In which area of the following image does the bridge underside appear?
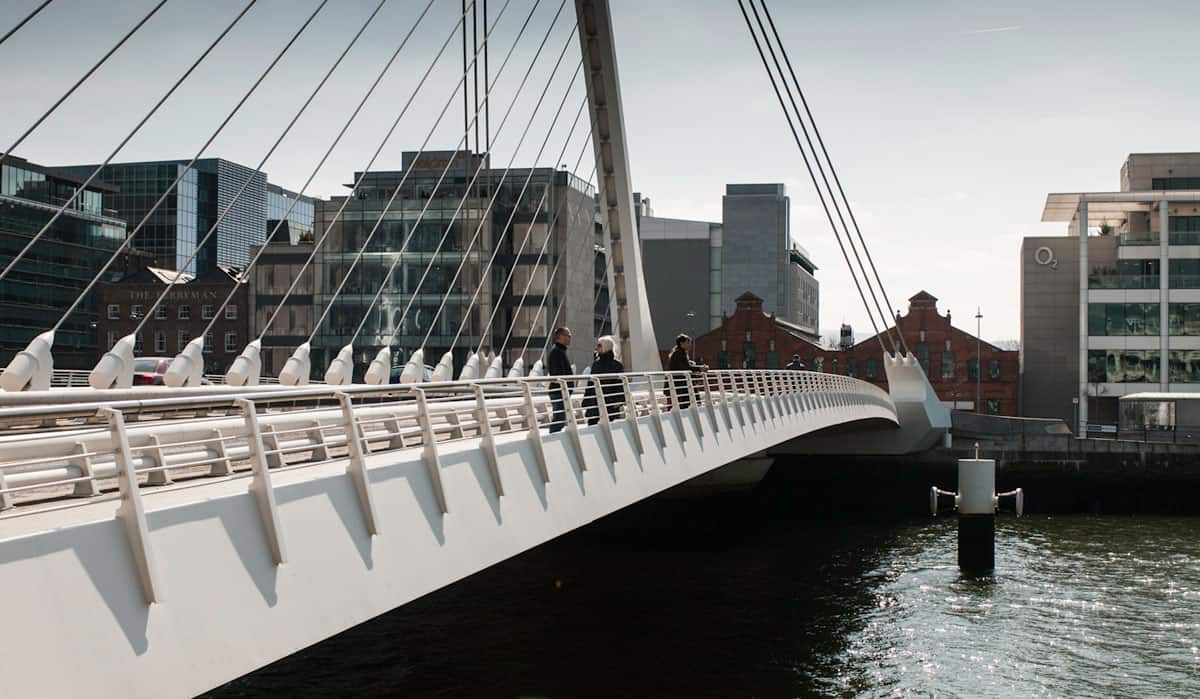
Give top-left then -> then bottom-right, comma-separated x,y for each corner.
0,385 -> 893,698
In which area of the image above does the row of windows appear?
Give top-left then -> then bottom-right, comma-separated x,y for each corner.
1152,177 -> 1200,190
1087,349 -> 1200,383
107,331 -> 240,354
1088,303 -> 1200,336
913,343 -> 1002,380
106,303 -> 237,321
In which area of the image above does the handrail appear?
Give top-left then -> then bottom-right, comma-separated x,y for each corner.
0,369 -> 895,512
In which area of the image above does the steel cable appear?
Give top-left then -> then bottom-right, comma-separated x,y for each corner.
0,0 -> 257,284
0,0 -> 168,173
0,0 -> 52,47
136,0 -> 389,342
735,0 -> 889,355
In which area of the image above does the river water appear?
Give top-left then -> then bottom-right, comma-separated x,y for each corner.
208,480 -> 1200,697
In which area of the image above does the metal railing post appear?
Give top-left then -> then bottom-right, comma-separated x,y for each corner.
700,372 -> 720,435
522,382 -> 551,483
472,385 -> 504,496
684,373 -> 704,439
557,378 -> 588,470
412,388 -> 449,514
102,406 -> 163,605
590,376 -> 619,462
620,375 -> 645,455
668,371 -> 688,441
237,398 -> 287,565
646,374 -> 667,449
337,392 -> 380,536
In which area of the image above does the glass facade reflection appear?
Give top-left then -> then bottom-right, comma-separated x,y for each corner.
256,150 -> 601,380
0,156 -> 127,368
55,158 -> 313,275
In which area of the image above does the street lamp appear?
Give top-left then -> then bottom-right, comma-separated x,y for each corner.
975,307 -> 983,414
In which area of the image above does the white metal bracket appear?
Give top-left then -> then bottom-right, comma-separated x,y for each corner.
102,407 -> 163,605
237,399 -> 287,565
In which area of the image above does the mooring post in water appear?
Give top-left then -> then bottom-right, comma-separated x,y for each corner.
957,454 -> 996,574
929,443 -> 1023,575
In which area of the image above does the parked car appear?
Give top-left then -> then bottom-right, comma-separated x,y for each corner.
132,357 -> 171,385
131,357 -> 212,386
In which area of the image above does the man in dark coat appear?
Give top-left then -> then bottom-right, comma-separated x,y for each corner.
785,354 -> 806,370
667,333 -> 707,409
546,327 -> 572,432
583,335 -> 625,425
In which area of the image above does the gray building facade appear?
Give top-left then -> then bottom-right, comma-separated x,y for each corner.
721,183 -> 819,335
639,213 -> 723,349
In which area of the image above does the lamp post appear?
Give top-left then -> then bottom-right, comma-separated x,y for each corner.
975,307 -> 983,414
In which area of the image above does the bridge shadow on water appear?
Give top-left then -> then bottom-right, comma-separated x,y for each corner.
202,457 -> 940,698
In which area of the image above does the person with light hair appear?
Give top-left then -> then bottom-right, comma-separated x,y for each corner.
583,334 -> 624,425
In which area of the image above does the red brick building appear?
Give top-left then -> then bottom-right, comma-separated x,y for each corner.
693,290 -> 1019,415
97,266 -> 249,374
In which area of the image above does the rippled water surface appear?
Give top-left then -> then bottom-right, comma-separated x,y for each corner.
210,496 -> 1200,698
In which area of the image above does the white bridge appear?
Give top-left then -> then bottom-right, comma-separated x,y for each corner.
0,0 -> 949,695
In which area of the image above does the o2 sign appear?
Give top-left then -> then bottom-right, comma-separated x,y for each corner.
1034,246 -> 1058,269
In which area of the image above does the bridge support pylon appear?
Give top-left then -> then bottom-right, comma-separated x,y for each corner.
576,0 -> 660,371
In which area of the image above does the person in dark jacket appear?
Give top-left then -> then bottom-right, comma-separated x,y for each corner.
583,336 -> 625,425
667,333 -> 707,409
785,353 -> 806,370
546,327 -> 572,433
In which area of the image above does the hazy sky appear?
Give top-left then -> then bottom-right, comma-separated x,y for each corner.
1,0 -> 1196,341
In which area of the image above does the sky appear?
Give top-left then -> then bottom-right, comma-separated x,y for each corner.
1,0 -> 1197,342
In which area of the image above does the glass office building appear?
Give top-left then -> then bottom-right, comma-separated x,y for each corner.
0,156 -> 128,368
55,158 -> 314,274
252,150 -> 601,379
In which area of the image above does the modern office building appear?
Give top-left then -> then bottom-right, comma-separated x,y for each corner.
1024,152 -> 1200,432
722,183 -> 819,335
250,150 -> 603,378
0,155 -> 130,368
55,159 -> 314,274
637,183 -> 819,359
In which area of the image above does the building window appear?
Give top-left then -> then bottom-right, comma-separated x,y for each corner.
203,332 -> 213,354
1087,350 -> 1161,383
765,351 -> 779,369
1168,350 -> 1200,383
107,304 -> 120,320
178,331 -> 190,352
866,358 -> 879,379
178,304 -> 190,320
133,334 -> 143,353
1170,259 -> 1200,289
130,304 -> 143,320
742,342 -> 756,369
830,357 -> 839,374
717,351 -> 730,369
106,331 -> 117,350
988,359 -> 1001,380
940,351 -> 955,381
813,356 -> 824,372
201,304 -> 214,320
1168,303 -> 1200,335
225,304 -> 237,320
225,332 -> 237,353
967,358 -> 979,381
155,305 -> 168,320
986,399 -> 1001,415
154,332 -> 166,353
847,358 -> 857,378
915,342 -> 929,374
1087,303 -> 1160,336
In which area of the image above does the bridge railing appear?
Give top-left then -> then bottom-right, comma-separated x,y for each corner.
0,369 -> 894,511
